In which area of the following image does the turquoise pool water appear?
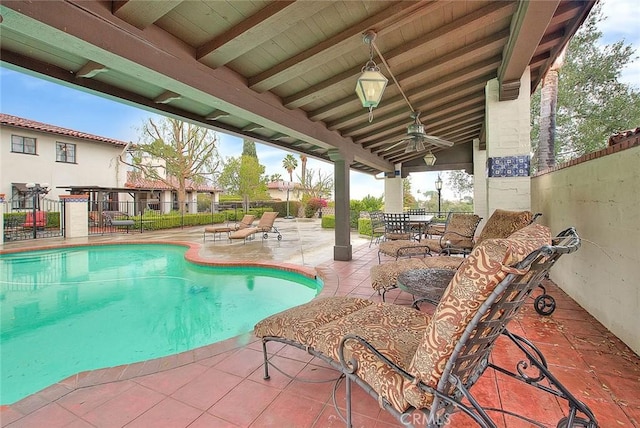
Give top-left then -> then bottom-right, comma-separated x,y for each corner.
0,244 -> 321,405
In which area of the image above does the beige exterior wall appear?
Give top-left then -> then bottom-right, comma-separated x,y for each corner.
0,125 -> 129,200
531,145 -> 640,354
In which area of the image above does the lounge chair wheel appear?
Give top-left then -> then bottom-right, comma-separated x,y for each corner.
534,294 -> 556,316
263,233 -> 269,239
556,416 -> 591,427
277,234 -> 282,240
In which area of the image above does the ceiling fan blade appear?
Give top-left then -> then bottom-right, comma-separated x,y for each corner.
424,135 -> 455,148
383,139 -> 407,152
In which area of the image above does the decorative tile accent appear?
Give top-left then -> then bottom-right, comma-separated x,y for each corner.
488,155 -> 530,177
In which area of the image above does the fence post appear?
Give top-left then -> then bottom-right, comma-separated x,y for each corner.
60,194 -> 89,238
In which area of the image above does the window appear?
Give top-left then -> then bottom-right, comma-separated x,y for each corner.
11,135 -> 37,154
56,142 -> 76,163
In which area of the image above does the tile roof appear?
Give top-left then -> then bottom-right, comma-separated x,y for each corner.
608,126 -> 640,146
0,113 -> 128,147
125,171 -> 220,192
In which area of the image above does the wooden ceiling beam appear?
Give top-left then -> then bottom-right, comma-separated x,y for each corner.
112,0 -> 183,30
248,1 -> 441,92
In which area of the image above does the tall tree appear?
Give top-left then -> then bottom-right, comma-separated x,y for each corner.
531,3 -> 640,165
217,155 -> 268,211
402,177 -> 417,208
299,154 -> 307,186
445,170 -> 473,200
537,49 -> 565,171
125,117 -> 219,213
297,168 -> 333,199
242,139 -> 258,158
282,154 -> 298,182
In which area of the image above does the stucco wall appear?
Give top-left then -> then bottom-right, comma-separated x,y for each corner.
1,126 -> 128,200
531,144 -> 640,354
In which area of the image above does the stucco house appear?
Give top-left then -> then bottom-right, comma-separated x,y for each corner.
0,113 -> 220,213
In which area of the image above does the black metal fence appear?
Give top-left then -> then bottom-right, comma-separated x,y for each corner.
2,198 -> 64,242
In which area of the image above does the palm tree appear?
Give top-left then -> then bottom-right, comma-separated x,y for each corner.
538,47 -> 566,171
300,154 -> 307,187
282,154 -> 298,182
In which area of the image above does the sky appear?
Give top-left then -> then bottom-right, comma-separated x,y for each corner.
1,0 -> 638,201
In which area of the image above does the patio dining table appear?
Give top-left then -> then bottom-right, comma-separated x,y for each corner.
408,214 -> 433,241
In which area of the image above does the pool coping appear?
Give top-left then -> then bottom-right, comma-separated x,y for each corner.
0,239 -> 341,415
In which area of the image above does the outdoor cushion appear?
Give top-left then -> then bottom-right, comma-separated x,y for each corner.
378,240 -> 431,259
475,209 -> 533,246
403,223 -> 551,408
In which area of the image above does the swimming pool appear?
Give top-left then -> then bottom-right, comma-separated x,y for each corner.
0,244 -> 321,405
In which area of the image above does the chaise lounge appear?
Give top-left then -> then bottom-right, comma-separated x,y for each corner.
203,214 -> 255,242
254,223 -> 597,427
228,211 -> 281,243
371,209 -> 536,301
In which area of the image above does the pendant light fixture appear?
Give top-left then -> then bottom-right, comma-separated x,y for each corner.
355,31 -> 388,122
423,151 -> 437,166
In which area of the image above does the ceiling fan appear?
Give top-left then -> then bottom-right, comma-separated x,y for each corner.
385,111 -> 454,153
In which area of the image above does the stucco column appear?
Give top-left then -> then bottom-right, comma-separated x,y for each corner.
328,149 -> 353,261
383,163 -> 403,212
60,194 -> 89,238
473,138 -> 488,221
484,73 -> 532,215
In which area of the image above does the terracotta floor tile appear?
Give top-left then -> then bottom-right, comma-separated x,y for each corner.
214,347 -> 266,378
189,412 -> 241,427
170,367 -> 242,410
246,355 -> 307,390
495,376 -> 565,426
0,405 -> 24,426
82,384 -> 164,428
208,379 -> 280,426
134,363 -> 208,396
125,397 -> 202,428
57,380 -> 137,416
2,403 -> 77,428
284,365 -> 339,403
250,390 -> 324,428
598,373 -> 640,406
313,403 -> 385,428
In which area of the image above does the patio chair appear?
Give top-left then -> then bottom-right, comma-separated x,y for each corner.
255,225 -> 596,427
420,212 -> 482,256
102,211 -> 135,233
203,214 -> 255,242
377,213 -> 432,262
371,209 -> 535,302
228,211 -> 281,243
21,210 -> 46,229
368,210 -> 386,248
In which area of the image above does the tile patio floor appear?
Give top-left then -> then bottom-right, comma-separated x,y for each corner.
1,220 -> 638,427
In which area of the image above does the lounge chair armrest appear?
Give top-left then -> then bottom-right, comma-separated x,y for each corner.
337,334 -> 415,381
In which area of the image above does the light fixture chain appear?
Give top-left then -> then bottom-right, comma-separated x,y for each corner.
371,41 -> 414,113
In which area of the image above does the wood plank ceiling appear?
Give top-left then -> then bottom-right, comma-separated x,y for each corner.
0,0 -> 595,176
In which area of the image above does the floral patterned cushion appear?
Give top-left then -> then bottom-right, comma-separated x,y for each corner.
441,213 -> 482,248
403,223 -> 551,408
370,257 -> 461,292
379,240 -> 431,259
253,297 -> 374,344
311,302 -> 431,412
475,209 -> 533,246
370,258 -> 428,291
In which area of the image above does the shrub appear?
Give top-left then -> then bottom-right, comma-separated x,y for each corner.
321,215 -> 335,229
358,218 -> 373,236
304,197 -> 327,218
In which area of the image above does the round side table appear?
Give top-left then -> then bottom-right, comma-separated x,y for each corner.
397,268 -> 456,309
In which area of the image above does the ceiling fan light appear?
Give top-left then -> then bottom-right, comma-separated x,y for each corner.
405,140 -> 416,153
423,151 -> 436,166
416,140 -> 425,151
355,66 -> 388,108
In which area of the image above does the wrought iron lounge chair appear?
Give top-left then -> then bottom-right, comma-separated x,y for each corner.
377,213 -> 432,262
203,214 -> 255,241
228,211 -> 281,243
255,225 -> 597,427
371,209 -> 536,302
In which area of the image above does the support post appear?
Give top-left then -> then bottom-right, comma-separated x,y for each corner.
328,149 -> 353,261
